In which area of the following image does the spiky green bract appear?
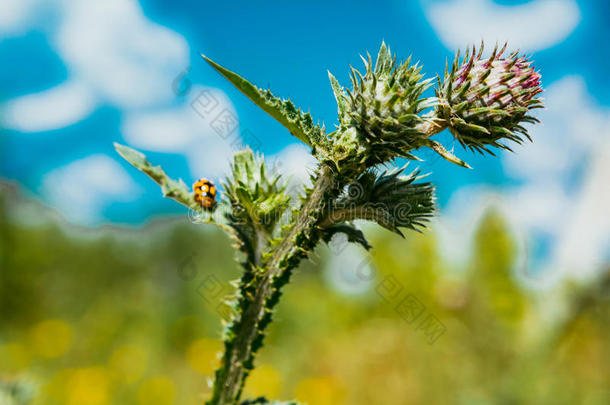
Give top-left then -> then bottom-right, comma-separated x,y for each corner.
322,165 -> 435,237
223,149 -> 291,262
327,42 -> 437,173
436,42 -> 543,154
202,54 -> 329,155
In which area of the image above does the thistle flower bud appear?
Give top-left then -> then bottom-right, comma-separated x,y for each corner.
328,42 -> 436,171
436,43 -> 543,154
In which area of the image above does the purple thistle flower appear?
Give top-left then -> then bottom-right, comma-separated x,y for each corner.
436,42 -> 544,155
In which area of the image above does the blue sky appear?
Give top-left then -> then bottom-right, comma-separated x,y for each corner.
1,0 -> 609,280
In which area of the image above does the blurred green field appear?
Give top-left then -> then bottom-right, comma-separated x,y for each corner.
1,183 -> 609,405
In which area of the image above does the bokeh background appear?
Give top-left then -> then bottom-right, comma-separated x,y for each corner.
1,0 -> 609,404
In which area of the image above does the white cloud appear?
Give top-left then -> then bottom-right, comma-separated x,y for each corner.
506,180 -> 566,235
434,186 -> 502,271
123,106 -> 197,153
1,0 -> 241,223
55,0 -> 188,109
552,141 -> 610,279
422,0 -> 580,52
269,143 -> 317,190
4,79 -> 97,132
0,0 -> 39,36
437,76 -> 610,283
122,86 -> 238,180
505,77 -> 607,179
326,235 -> 375,295
504,76 -> 610,280
2,0 -> 189,131
41,154 -> 141,224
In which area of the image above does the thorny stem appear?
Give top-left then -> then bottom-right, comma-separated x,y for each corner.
208,163 -> 339,405
208,122 -> 446,405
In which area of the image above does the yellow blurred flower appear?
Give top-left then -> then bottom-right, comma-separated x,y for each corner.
243,364 -> 282,398
0,342 -> 31,372
109,344 -> 147,384
137,376 -> 175,405
295,376 -> 347,405
29,319 -> 73,358
66,367 -> 111,405
185,338 -> 222,375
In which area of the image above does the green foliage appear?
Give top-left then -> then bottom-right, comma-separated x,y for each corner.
0,379 -> 35,405
2,186 -> 609,405
472,209 -> 526,326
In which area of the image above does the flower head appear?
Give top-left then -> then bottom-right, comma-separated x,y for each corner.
436,43 -> 543,154
328,42 -> 435,173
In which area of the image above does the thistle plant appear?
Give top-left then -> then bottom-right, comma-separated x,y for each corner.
436,43 -> 543,154
115,41 -> 542,404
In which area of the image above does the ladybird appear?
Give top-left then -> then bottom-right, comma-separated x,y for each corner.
193,178 -> 217,210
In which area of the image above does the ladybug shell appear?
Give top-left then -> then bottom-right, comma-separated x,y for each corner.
193,178 -> 217,210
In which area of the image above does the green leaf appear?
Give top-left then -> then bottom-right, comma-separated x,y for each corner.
322,223 -> 372,250
114,143 -> 198,210
202,54 -> 325,148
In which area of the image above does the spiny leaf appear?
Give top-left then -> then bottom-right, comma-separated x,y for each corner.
114,143 -> 198,210
202,54 -> 324,148
322,223 -> 372,250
